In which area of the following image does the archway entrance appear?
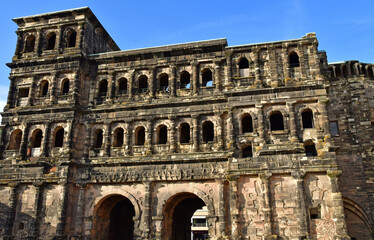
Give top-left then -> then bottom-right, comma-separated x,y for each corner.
162,192 -> 207,240
92,195 -> 135,240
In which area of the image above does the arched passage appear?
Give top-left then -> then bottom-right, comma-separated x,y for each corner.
92,195 -> 136,240
162,192 -> 207,240
343,198 -> 372,239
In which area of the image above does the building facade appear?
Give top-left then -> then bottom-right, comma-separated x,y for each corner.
0,7 -> 373,240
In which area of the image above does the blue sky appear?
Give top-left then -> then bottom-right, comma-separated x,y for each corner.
0,0 -> 373,110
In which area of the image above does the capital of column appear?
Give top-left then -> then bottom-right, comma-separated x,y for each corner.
291,170 -> 306,180
258,172 -> 272,181
327,170 -> 342,179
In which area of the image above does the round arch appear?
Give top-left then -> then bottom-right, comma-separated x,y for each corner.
343,197 -> 372,239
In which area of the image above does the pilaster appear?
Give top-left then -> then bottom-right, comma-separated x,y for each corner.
287,101 -> 298,141
146,119 -> 153,154
55,182 -> 68,238
259,173 -> 273,238
31,182 -> 43,238
214,59 -> 222,93
192,114 -> 199,152
170,65 -> 176,97
192,61 -> 199,95
4,183 -> 19,238
168,116 -> 176,153
291,171 -> 309,238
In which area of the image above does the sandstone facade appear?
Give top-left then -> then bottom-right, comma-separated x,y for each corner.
0,7 -> 373,240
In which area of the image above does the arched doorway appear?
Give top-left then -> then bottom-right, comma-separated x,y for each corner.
92,195 -> 135,240
162,192 -> 207,240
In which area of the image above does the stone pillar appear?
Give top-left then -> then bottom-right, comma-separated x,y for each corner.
214,59 -> 222,93
298,43 -> 307,79
14,31 -> 22,57
192,114 -> 199,152
41,122 -> 51,157
192,61 -> 199,95
27,75 -> 38,106
217,178 -> 227,238
57,25 -> 63,53
83,124 -> 92,159
141,181 -> 152,239
287,101 -> 298,141
72,71 -> 80,104
35,28 -> 43,55
255,104 -> 265,143
49,71 -> 58,104
67,120 -> 75,154
170,65 -> 176,97
282,46 -> 290,79
20,123 -> 30,158
129,70 -> 135,99
6,76 -> 16,109
107,71 -> 115,101
169,116 -> 176,153
268,46 -> 278,83
56,182 -> 68,238
146,119 -> 153,154
291,171 -> 309,238
228,176 -> 240,238
327,170 -> 349,239
148,68 -> 155,98
259,173 -> 273,238
104,122 -> 111,157
253,49 -> 262,86
312,41 -> 321,76
318,98 -> 330,135
225,50 -> 233,87
75,183 -> 86,236
4,183 -> 18,238
77,22 -> 85,50
227,110 -> 236,151
125,122 -> 132,156
31,182 -> 43,237
215,111 -> 223,151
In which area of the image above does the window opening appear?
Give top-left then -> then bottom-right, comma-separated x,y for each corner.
46,33 -> 56,50
368,67 -> 374,78
99,80 -> 108,97
335,67 -> 342,78
304,140 -> 317,156
343,66 -> 348,78
242,145 -> 253,158
202,121 -> 214,143
62,79 -> 69,95
310,205 -> 321,219
289,51 -> 300,68
94,129 -> 103,148
54,128 -> 64,147
302,109 -> 314,128
25,35 -> 35,53
180,123 -> 190,143
67,30 -> 77,48
239,58 -> 250,77
9,130 -> 22,150
139,75 -> 148,93
158,125 -> 168,144
32,130 -> 43,148
270,112 -> 284,131
159,74 -> 169,92
113,128 -> 124,147
180,71 -> 190,89
118,78 -> 128,94
135,127 -> 145,145
40,81 -> 49,97
330,121 -> 339,136
18,88 -> 29,98
241,115 -> 253,133
202,69 -> 213,87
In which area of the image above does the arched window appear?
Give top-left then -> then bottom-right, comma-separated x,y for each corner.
138,75 -> 148,93
24,35 -> 35,53
368,66 -> 374,78
54,127 -> 64,148
135,126 -> 145,145
335,67 -> 342,78
270,111 -> 284,131
113,128 -> 124,147
350,62 -> 356,76
202,121 -> 214,143
159,74 -> 169,92
93,129 -> 104,148
98,80 -> 108,97
241,114 -> 253,133
40,81 -> 49,97
343,65 -> 348,78
31,129 -> 43,148
202,69 -> 213,87
46,32 -> 56,50
8,130 -> 22,150
239,58 -> 250,77
67,30 -> 77,48
302,109 -> 314,128
118,78 -> 128,94
180,123 -> 190,143
157,125 -> 168,144
180,71 -> 190,89
289,51 -> 300,68
61,79 -> 69,95
242,145 -> 252,158
305,140 -> 317,156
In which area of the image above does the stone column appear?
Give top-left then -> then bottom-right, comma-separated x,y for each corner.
67,120 -> 75,157
77,22 -> 85,50
318,98 -> 330,135
6,76 -> 16,109
104,122 -> 111,157
4,183 -> 18,238
169,116 -> 176,153
31,182 -> 43,238
170,65 -> 176,97
20,123 -> 30,158
27,75 -> 38,106
129,70 -> 135,99
297,43 -> 307,79
125,122 -> 132,156
14,31 -> 22,57
228,176 -> 240,238
57,26 -> 63,53
146,119 -> 153,154
83,124 -> 92,159
214,59 -> 222,93
253,49 -> 262,86
107,71 -> 115,102
225,50 -> 233,87
41,122 -> 51,157
141,181 -> 152,239
56,182 -> 68,238
255,104 -> 265,143
312,41 -> 321,76
287,101 -> 298,141
227,110 -> 236,151
49,72 -> 58,104
259,173 -> 273,238
268,46 -> 278,83
217,178 -> 227,238
72,71 -> 80,104
35,28 -> 43,55
75,183 -> 86,236
215,111 -> 223,151
192,114 -> 199,152
148,68 -> 155,98
291,171 -> 309,238
192,61 -> 199,95
327,170 -> 349,239
282,46 -> 290,79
